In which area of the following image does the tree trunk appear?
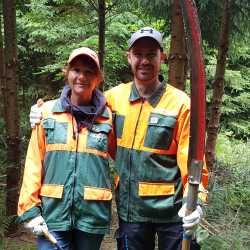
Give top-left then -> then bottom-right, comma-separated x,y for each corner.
168,0 -> 187,91
0,13 -> 7,120
98,0 -> 105,90
205,0 -> 231,171
3,0 -> 20,235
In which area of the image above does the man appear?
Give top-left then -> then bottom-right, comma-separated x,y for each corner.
29,27 -> 208,250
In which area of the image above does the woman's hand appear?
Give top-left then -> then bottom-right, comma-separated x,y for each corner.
24,215 -> 48,236
30,99 -> 44,128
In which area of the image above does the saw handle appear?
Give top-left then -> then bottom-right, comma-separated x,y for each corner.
42,228 -> 58,245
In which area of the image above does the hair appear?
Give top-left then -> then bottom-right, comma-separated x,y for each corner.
63,55 -> 103,84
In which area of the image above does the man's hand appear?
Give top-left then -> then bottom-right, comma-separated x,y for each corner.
30,99 -> 43,128
178,203 -> 203,236
24,215 -> 48,236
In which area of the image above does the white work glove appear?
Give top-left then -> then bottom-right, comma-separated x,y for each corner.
178,203 -> 203,236
24,215 -> 48,236
30,103 -> 43,128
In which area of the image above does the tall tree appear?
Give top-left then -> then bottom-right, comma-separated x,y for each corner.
0,11 -> 7,120
205,0 -> 232,170
85,0 -> 123,89
98,0 -> 106,90
3,0 -> 20,234
168,0 -> 187,90
98,0 -> 106,72
85,0 -> 106,73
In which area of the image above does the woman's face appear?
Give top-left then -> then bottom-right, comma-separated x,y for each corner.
66,57 -> 100,102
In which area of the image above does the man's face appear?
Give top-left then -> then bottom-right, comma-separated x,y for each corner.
127,38 -> 165,86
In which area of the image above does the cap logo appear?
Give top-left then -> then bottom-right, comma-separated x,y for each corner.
140,28 -> 153,34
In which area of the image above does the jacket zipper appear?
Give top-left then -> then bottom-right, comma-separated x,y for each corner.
70,124 -> 79,228
127,98 -> 145,221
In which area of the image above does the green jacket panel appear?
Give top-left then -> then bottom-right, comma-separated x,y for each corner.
105,82 -> 201,223
17,99 -> 114,234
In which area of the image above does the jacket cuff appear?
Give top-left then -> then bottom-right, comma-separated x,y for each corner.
16,206 -> 41,224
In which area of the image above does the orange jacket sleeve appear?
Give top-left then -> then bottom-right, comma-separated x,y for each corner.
17,123 -> 46,222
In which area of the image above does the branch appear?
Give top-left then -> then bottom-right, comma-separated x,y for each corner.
227,202 -> 242,228
83,18 -> 99,27
85,0 -> 98,12
200,218 -> 221,235
105,0 -> 119,14
0,135 -> 7,148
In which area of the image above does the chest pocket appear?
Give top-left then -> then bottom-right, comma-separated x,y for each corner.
42,118 -> 68,144
144,114 -> 176,150
87,123 -> 112,152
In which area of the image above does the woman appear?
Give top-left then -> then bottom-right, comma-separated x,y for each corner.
17,47 -> 115,250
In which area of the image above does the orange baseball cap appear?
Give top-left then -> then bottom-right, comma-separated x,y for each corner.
67,47 -> 100,70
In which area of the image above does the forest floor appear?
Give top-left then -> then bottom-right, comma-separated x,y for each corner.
3,201 -> 118,250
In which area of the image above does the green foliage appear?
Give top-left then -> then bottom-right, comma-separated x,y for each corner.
196,226 -> 209,244
0,238 -> 36,250
205,40 -> 250,140
230,38 -> 250,67
137,0 -> 171,21
17,0 -> 173,90
17,0 -> 98,86
136,0 -> 250,52
200,134 -> 250,249
104,12 -> 145,88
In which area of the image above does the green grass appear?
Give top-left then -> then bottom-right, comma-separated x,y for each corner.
0,241 -> 35,250
201,134 -> 250,250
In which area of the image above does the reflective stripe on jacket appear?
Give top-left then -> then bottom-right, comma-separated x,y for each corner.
105,82 -> 208,223
17,98 -> 114,234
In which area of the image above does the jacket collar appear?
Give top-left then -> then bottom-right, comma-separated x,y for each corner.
129,80 -> 166,107
51,99 -> 110,119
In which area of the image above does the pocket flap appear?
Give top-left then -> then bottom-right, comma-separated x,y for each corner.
148,115 -> 176,128
138,182 -> 175,196
84,186 -> 112,200
90,123 -> 112,133
42,118 -> 55,129
40,184 -> 64,199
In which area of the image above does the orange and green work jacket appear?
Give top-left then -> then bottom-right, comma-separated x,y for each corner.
17,99 -> 115,234
105,81 -> 209,223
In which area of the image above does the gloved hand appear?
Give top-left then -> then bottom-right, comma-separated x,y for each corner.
24,215 -> 48,236
30,102 -> 43,128
178,203 -> 203,236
